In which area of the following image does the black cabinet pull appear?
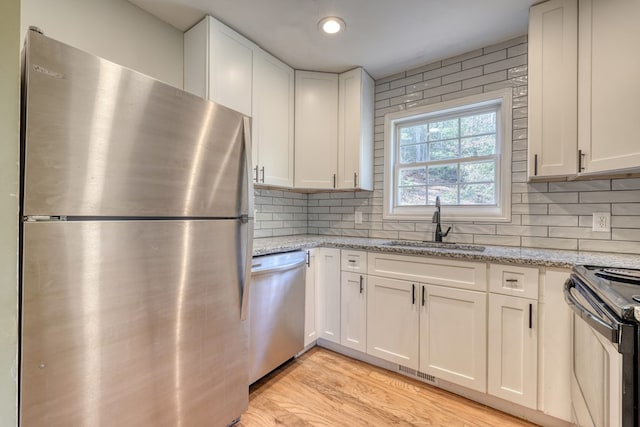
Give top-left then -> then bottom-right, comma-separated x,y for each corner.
578,150 -> 585,172
412,284 -> 416,305
333,173 -> 336,188
359,275 -> 364,294
254,165 -> 259,182
305,251 -> 310,267
260,166 -> 265,183
534,154 -> 538,176
354,172 -> 357,187
421,285 -> 425,306
529,303 -> 533,329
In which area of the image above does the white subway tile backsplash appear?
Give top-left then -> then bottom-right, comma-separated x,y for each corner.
462,71 -> 507,90
483,54 -> 527,74
253,36 -> 640,253
483,35 -> 528,54
612,178 -> 640,190
522,237 -> 578,250
613,203 -> 640,215
611,229 -> 640,242
442,66 -> 483,84
462,50 -> 507,70
579,240 -> 640,254
580,190 -> 640,203
442,48 -> 484,66
548,180 -> 611,192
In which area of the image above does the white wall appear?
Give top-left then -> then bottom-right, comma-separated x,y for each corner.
21,0 -> 184,88
0,0 -> 21,424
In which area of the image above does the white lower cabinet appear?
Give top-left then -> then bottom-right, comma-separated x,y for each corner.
538,269 -> 572,422
488,293 -> 538,408
316,248 -> 341,344
366,276 -> 419,369
304,249 -> 317,347
340,272 -> 367,352
420,285 -> 487,392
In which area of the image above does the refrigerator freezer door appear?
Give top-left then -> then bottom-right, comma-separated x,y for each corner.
23,31 -> 248,218
21,220 -> 248,427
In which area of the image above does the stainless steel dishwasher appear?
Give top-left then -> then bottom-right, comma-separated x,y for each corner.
248,250 -> 306,384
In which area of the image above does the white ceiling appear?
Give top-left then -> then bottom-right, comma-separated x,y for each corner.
128,0 -> 537,79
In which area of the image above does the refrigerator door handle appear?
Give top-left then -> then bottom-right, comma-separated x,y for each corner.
240,116 -> 254,321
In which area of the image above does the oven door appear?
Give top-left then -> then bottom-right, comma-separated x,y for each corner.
564,277 -> 635,427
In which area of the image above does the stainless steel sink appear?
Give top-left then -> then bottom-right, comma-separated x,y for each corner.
382,240 -> 486,252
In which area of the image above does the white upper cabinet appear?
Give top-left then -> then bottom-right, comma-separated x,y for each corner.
295,68 -> 374,191
528,0 -> 640,178
294,71 -> 339,189
578,0 -> 640,174
528,0 -> 578,179
252,49 -> 294,187
184,16 -> 294,187
338,68 -> 375,191
184,16 -> 255,116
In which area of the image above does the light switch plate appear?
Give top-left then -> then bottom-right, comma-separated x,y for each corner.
592,212 -> 611,232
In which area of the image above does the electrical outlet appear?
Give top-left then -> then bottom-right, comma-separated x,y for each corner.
355,211 -> 363,225
592,212 -> 611,232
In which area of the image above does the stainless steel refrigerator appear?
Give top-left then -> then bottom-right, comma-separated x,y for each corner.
20,29 -> 253,426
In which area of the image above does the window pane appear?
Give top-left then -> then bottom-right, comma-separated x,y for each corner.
428,119 -> 458,141
460,112 -> 496,136
428,164 -> 458,185
460,135 -> 496,157
460,161 -> 495,183
399,125 -> 427,145
398,186 -> 427,206
460,183 -> 495,205
428,185 -> 458,205
399,167 -> 427,185
429,139 -> 459,161
399,144 -> 427,164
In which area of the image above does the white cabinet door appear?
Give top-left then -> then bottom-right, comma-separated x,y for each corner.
340,272 -> 367,352
317,248 -> 341,344
337,68 -> 374,190
294,71 -> 338,189
528,0 -> 578,179
366,276 -> 419,369
419,285 -> 487,392
252,49 -> 294,187
207,17 -> 254,116
578,0 -> 640,174
538,269 -> 572,422
304,249 -> 317,347
488,293 -> 538,409
183,16 -> 255,117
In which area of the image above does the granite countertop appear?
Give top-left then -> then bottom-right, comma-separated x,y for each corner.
252,235 -> 640,269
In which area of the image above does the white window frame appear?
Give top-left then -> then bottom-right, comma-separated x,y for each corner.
383,88 -> 512,222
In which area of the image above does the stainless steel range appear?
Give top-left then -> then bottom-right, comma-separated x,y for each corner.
564,265 -> 640,427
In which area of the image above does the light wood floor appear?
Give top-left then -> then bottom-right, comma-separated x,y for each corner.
239,347 -> 538,426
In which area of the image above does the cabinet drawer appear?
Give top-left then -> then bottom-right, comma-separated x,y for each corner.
367,252 -> 487,292
341,250 -> 367,273
489,264 -> 539,299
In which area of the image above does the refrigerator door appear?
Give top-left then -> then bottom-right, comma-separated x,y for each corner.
21,220 -> 248,427
23,31 -> 249,218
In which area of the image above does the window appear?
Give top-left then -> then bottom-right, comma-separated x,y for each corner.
384,89 -> 512,221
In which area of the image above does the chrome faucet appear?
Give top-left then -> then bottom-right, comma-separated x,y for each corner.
432,196 -> 451,242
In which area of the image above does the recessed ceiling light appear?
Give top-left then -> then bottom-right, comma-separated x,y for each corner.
318,16 -> 345,35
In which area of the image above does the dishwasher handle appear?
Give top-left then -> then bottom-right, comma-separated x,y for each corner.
251,251 -> 307,276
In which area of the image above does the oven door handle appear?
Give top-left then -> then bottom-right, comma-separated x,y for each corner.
564,278 -> 620,344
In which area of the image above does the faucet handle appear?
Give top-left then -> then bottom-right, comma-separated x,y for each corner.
442,226 -> 452,238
